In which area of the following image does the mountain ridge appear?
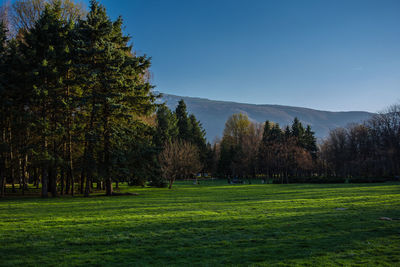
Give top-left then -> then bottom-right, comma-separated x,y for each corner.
158,93 -> 374,141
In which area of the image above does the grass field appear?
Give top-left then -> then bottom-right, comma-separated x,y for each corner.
0,180 -> 399,266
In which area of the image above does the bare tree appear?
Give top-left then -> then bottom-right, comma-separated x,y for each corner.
320,103 -> 400,179
241,122 -> 263,181
0,1 -> 11,35
1,0 -> 85,37
159,140 -> 202,189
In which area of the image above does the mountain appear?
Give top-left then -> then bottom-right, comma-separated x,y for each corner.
159,93 -> 374,141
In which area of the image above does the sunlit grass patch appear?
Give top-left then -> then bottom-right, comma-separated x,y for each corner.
0,181 -> 399,266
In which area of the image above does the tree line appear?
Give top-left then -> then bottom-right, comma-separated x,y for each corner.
320,104 -> 400,181
0,0 -> 208,197
211,105 -> 399,184
213,114 -> 317,183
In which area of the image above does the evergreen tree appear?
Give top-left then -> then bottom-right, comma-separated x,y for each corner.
261,120 -> 272,144
304,125 -> 318,159
284,125 -> 291,140
21,3 -> 73,197
154,104 -> 178,148
0,22 -> 8,197
270,123 -> 283,143
2,38 -> 28,195
0,0 -> 161,197
189,115 -> 206,146
291,117 -> 305,145
75,0 -> 156,196
258,120 -> 273,179
175,99 -> 191,141
189,114 -> 207,168
204,142 -> 216,176
74,0 -> 112,196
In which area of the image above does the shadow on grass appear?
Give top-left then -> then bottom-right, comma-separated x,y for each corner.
1,204 -> 399,265
0,182 -> 399,266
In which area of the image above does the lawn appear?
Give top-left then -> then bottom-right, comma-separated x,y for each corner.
0,180 -> 399,266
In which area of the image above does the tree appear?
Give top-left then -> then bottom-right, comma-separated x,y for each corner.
322,127 -> 350,178
304,125 -> 318,159
0,22 -> 8,197
1,0 -> 85,37
0,0 -> 160,197
20,2 -> 75,197
175,99 -> 192,141
75,0 -> 156,196
159,140 -> 202,189
218,113 -> 262,181
189,114 -> 207,170
223,113 -> 251,145
258,120 -> 274,180
154,104 -> 178,148
320,103 -> 400,180
241,122 -> 262,182
291,117 -> 304,140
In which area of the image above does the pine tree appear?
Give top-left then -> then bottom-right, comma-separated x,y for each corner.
291,117 -> 305,145
189,114 -> 207,168
73,0 -> 113,196
21,2 -> 74,197
261,120 -> 272,144
175,99 -> 192,141
270,123 -> 283,143
304,125 -> 317,159
258,120 -> 272,179
75,0 -> 156,196
284,125 -> 291,140
154,104 -> 178,148
2,38 -> 29,195
0,22 -> 8,197
189,114 -> 206,146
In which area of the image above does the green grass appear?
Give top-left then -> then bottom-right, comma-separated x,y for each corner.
0,180 -> 399,266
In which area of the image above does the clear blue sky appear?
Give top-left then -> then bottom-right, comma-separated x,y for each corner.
85,0 -> 399,112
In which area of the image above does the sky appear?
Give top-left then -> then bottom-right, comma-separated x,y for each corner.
84,0 -> 399,112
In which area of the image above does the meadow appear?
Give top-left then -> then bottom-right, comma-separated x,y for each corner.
0,180 -> 399,266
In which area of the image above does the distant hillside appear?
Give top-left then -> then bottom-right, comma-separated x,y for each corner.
159,93 -> 374,141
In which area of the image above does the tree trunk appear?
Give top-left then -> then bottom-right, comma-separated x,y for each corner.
60,168 -> 65,196
79,168 -> 84,194
34,168 -> 39,189
9,129 -> 16,193
105,178 -> 112,196
84,175 -> 90,197
64,70 -> 75,196
11,179 -> 15,193
18,158 -> 23,195
41,165 -> 48,198
51,166 -> 58,197
23,154 -> 28,190
84,148 -> 94,198
0,127 -> 6,197
66,110 -> 74,196
104,108 -> 112,196
0,166 -> 5,197
96,181 -> 101,190
79,169 -> 85,194
21,156 -> 28,195
168,177 -> 175,189
83,94 -> 97,197
41,137 -> 49,198
65,169 -> 71,195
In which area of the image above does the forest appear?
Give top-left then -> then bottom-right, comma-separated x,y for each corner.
0,0 -> 399,199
